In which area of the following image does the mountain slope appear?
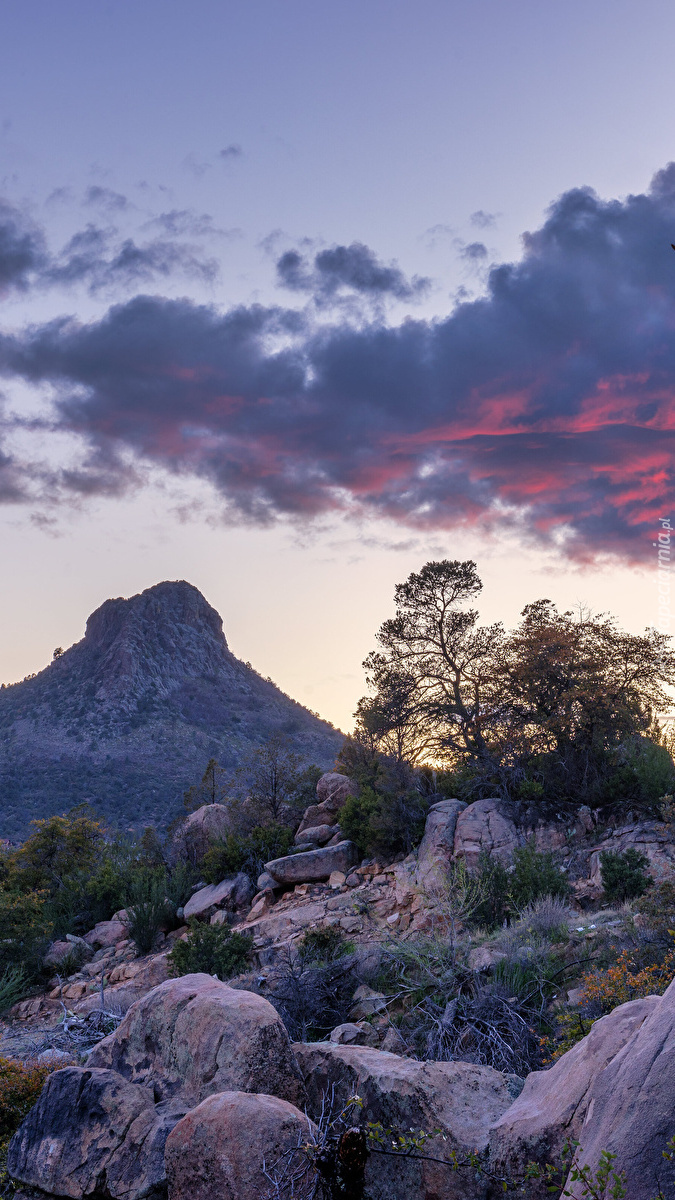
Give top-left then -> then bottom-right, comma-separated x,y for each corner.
0,581 -> 342,838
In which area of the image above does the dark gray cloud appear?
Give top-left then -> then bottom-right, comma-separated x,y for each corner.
276,242 -> 431,305
458,241 -> 488,262
0,201 -> 46,294
3,167 -> 675,558
83,186 -> 132,212
219,144 -> 243,160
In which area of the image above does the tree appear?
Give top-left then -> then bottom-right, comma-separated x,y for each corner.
240,735 -> 303,822
183,758 -> 228,812
357,560 -> 675,810
13,807 -> 106,894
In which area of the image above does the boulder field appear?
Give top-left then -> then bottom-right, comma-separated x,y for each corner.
9,971 -> 675,1200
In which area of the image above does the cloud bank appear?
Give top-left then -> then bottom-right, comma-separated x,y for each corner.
3,166 -> 675,559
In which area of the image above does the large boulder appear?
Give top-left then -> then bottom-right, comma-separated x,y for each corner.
489,995 -> 660,1186
88,974 -> 304,1107
295,1042 -> 514,1199
172,804 -> 232,862
416,799 -> 467,888
293,823 -> 340,846
296,773 -> 357,835
84,918 -> 127,950
8,1067 -> 188,1200
453,798 -> 522,869
183,873 -> 252,920
165,1091 -> 316,1200
559,978 -> 675,1199
265,840 -> 358,885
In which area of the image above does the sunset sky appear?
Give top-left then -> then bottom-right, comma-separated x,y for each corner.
2,0 -> 675,729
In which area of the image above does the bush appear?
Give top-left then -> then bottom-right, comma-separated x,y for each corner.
509,841 -> 569,910
338,784 -> 430,859
600,848 -> 652,903
0,1056 -> 53,1192
297,926 -> 352,965
200,825 -> 294,885
635,880 -> 675,942
0,967 -> 28,1015
580,945 -> 675,1014
515,895 -> 573,942
265,943 -> 359,1041
471,853 -> 510,930
0,890 -> 53,980
125,870 -> 173,956
168,921 -> 253,980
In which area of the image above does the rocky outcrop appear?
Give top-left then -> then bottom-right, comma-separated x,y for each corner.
453,798 -> 522,869
165,1091 -> 316,1200
557,978 -> 675,1199
295,1042 -> 514,1200
84,917 -> 127,950
264,840 -> 358,885
183,873 -> 252,920
88,974 -> 304,1106
416,798 -> 466,887
489,995 -> 660,1184
8,1067 -> 188,1200
296,773 -> 356,836
172,804 -> 233,863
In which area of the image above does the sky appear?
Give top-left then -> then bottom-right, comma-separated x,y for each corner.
2,0 -> 675,730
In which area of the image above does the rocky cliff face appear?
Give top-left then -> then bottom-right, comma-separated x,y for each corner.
0,581 -> 341,837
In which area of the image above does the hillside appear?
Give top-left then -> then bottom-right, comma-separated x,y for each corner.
0,581 -> 342,838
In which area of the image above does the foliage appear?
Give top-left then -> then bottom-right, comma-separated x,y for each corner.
635,880 -> 675,943
168,919 -> 253,980
0,1056 -> 54,1196
183,757 -> 229,812
0,890 -> 53,979
238,735 -> 305,822
0,967 -> 28,1016
581,946 -> 675,1014
265,941 -> 359,1041
600,848 -> 652,903
356,559 -> 675,810
471,851 -> 511,930
509,840 -> 570,910
200,824 -> 294,884
125,869 -> 174,955
515,894 -> 573,941
11,807 -> 106,893
541,1011 -> 596,1064
339,782 -> 429,859
297,926 -> 352,966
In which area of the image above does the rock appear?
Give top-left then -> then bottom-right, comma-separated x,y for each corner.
296,774 -> 357,836
184,873 -> 252,920
43,939 -> 78,968
172,803 -> 233,863
453,798 -> 522,869
294,823 -> 340,846
345,873 -> 360,887
380,1025 -> 407,1054
165,1091 -> 316,1200
489,994 -> 660,1183
555,978 -> 675,1198
256,871 -> 279,891
329,1021 -> 380,1047
329,871 -> 346,888
468,945 -> 507,972
36,1048 -> 74,1066
265,841 -> 358,885
8,1067 -> 188,1200
84,919 -> 128,950
416,799 -> 467,887
295,1043 -> 514,1200
247,890 -> 275,921
88,973 -> 304,1106
349,985 -> 387,1019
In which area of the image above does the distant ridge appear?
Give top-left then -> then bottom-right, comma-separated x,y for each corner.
0,581 -> 342,838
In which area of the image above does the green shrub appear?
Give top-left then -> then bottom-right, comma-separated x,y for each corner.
298,926 -> 352,965
509,841 -> 569,910
0,890 -> 53,979
600,848 -> 652,903
168,920 -> 253,980
126,870 -> 173,955
471,852 -> 511,930
338,784 -> 429,858
201,825 -> 294,884
0,967 -> 28,1015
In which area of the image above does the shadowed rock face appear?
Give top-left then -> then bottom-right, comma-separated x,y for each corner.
0,581 -> 341,836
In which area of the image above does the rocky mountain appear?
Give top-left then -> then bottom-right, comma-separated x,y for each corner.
0,581 -> 342,838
